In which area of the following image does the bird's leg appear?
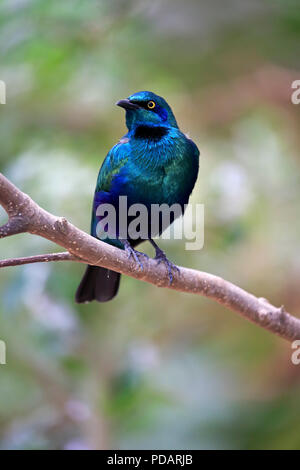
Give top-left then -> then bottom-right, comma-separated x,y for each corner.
120,239 -> 148,271
149,239 -> 180,284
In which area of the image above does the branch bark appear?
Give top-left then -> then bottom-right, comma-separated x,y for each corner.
0,172 -> 299,342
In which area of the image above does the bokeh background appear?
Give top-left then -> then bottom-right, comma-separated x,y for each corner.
0,0 -> 300,450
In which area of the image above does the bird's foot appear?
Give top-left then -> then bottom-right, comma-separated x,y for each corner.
121,240 -> 148,271
154,248 -> 180,285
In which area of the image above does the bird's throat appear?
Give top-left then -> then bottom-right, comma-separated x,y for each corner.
134,125 -> 169,141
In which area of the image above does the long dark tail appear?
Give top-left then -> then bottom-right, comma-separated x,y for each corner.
75,265 -> 121,303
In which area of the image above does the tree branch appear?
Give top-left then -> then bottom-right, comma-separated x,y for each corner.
0,217 -> 29,238
0,172 -> 299,342
0,252 -> 77,268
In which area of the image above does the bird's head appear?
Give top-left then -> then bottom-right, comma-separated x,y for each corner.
116,91 -> 178,131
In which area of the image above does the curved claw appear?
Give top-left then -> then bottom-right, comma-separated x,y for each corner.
155,251 -> 180,285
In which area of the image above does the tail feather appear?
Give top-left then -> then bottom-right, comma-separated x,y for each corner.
75,265 -> 121,303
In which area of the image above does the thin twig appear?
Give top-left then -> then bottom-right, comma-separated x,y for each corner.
0,252 -> 77,268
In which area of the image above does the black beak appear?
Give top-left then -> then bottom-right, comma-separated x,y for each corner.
116,99 -> 140,110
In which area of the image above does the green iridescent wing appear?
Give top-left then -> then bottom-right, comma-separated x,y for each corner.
95,140 -> 130,193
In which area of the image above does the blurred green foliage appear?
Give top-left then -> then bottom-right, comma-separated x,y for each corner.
0,0 -> 300,449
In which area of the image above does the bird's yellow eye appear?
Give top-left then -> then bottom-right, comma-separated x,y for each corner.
147,100 -> 156,109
